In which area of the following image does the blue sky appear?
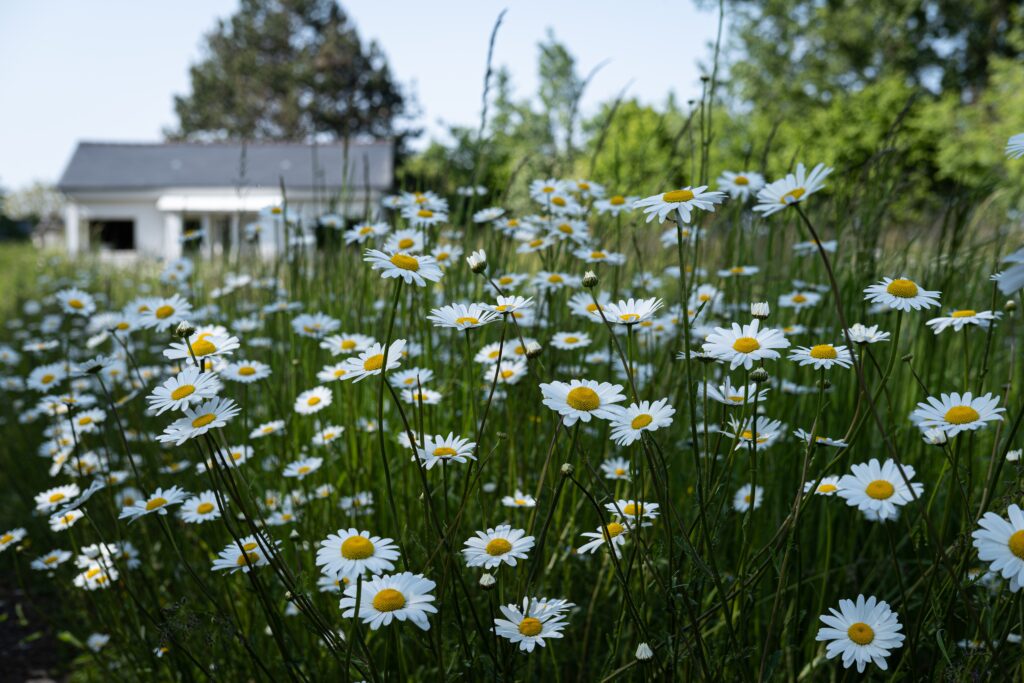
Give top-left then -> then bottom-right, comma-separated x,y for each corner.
0,1 -> 721,190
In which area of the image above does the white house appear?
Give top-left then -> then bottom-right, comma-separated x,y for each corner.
58,140 -> 394,259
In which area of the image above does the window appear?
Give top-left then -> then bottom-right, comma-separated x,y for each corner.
90,220 -> 135,250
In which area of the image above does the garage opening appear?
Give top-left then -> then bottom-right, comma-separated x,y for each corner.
90,220 -> 135,250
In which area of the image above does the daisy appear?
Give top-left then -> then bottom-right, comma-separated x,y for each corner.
50,509 -> 84,531
401,206 -> 447,228
27,363 -> 68,392
804,476 -> 842,495
473,207 -> 505,223
1007,133 -> 1024,159
703,320 -> 791,370
594,194 -> 638,216
389,368 -> 435,389
634,186 -> 726,224
725,416 -> 786,449
502,490 -> 537,508
607,399 -> 675,446
317,529 -> 400,578
532,271 -> 580,292
163,331 -> 240,362
401,387 -> 443,405
973,504 -> 1024,591
604,499 -> 660,525
35,483 -> 81,512
251,420 -> 285,439
147,367 -> 221,414
317,362 -> 352,383
601,457 -> 632,481
911,391 -> 1004,437
494,597 -> 569,652
837,458 -> 923,521
698,379 -> 769,407
157,398 -> 240,445
600,298 -> 664,325
788,343 -> 854,370
55,288 -> 96,316
179,491 -> 222,524
550,332 -> 591,350
577,522 -> 629,557
417,433 -> 476,469
572,178 -> 604,198
792,239 -> 837,256
338,340 -> 406,382
574,247 -> 625,265
0,528 -> 27,552
793,429 -> 848,448
846,323 -> 890,344
488,295 -> 533,315
294,386 -> 333,414
384,229 -> 425,254
430,244 -> 463,267
340,572 -> 437,630
753,163 -> 832,216
137,294 -> 193,331
364,250 -> 443,288
863,277 -> 941,312
320,333 -> 375,356
529,178 -> 569,203
539,379 -> 627,426
925,309 -> 1000,334
718,265 -> 759,278
31,549 -> 72,571
312,425 -> 345,446
777,290 -> 822,311
733,484 -> 764,512
291,313 -> 341,339
212,535 -> 279,573
283,457 -> 323,479
717,170 -> 765,200
816,595 -> 905,672
119,486 -> 189,522
427,303 -> 499,330
462,525 -> 535,569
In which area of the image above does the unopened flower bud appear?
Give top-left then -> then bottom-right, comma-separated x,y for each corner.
635,642 -> 654,661
466,249 -> 487,273
750,368 -> 769,384
479,573 -> 496,590
174,321 -> 196,338
750,302 -> 770,319
525,341 -> 543,359
1005,299 -> 1017,312
560,463 -> 574,477
582,271 -> 599,288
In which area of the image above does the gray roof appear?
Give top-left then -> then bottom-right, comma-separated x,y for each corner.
58,140 -> 393,193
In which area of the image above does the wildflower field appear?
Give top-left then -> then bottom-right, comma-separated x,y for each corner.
7,65 -> 1024,683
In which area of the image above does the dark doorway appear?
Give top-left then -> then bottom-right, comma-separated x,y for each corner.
90,220 -> 135,250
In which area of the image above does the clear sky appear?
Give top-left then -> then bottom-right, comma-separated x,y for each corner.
0,1 -> 722,191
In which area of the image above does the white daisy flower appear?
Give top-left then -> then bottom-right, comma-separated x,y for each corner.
156,398 -> 240,445
607,399 -> 675,446
488,295 -> 533,315
136,294 -> 193,331
634,186 -> 726,224
925,309 -> 1000,334
733,484 -> 764,512
594,194 -> 638,216
473,207 -> 505,223
577,522 -> 629,557
55,288 -> 96,316
317,528 -> 400,578
317,362 -> 352,383
600,298 -> 664,325
911,391 -> 1004,437
777,290 -> 822,310
502,490 -> 537,508
804,476 -> 842,495
788,343 -> 854,370
427,303 -> 499,330
1006,133 -> 1024,159
863,277 -> 941,312
725,416 -> 786,449
973,504 -> 1024,592
384,229 -> 425,254
462,525 -> 535,569
250,420 -> 284,439
35,484 -> 80,512
717,265 -> 759,278
291,312 -> 341,339
312,425 -> 345,446
836,458 -> 923,521
147,366 -> 222,414
539,379 -> 627,426
320,333 -> 375,356
0,528 -> 27,552
178,491 -> 222,524
364,250 -> 444,287
815,595 -> 905,672
49,510 -> 84,531
753,163 -> 832,216
338,340 -> 406,382
493,597 -> 569,652
717,170 -> 765,200
417,433 -> 476,469
283,457 -> 323,479
604,499 -> 660,525
31,549 -> 72,571
550,332 -> 591,350
119,486 -> 190,522
793,429 -> 848,448
340,572 -> 438,631
702,319 -> 791,370
601,457 -> 632,481
163,331 -> 240,362
846,323 -> 890,344
294,386 -> 333,415
697,379 -> 769,407
212,534 -> 279,573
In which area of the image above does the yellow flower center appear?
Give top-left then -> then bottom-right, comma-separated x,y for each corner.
734,175 -> 749,186
619,313 -> 640,323
69,299 -> 84,309
238,366 -> 256,376
663,189 -> 695,203
551,197 -> 566,207
564,336 -> 579,344
433,447 -> 458,457
730,266 -> 745,274
779,187 -> 806,204
455,316 -> 479,325
518,617 -> 543,637
631,414 -> 653,430
78,416 -> 92,425
372,588 -> 406,612
417,209 -> 434,218
498,276 -> 513,285
809,344 -> 837,359
792,294 -> 807,303
191,335 -> 217,356
145,497 -> 168,511
390,253 -> 420,271
944,405 -> 979,424
951,310 -> 976,318
501,370 -> 514,379
614,467 -> 626,476
732,337 -> 761,353
558,223 -> 573,234
590,251 -> 606,259
566,387 -> 600,411
171,385 -> 195,400
514,498 -> 527,505
1,534 -> 13,544
398,238 -> 415,249
155,305 -> 175,319
885,279 -> 919,298
363,354 -> 384,371
586,303 -> 599,312
866,480 -> 894,500
847,622 -> 874,645
48,492 -> 65,503
485,538 -> 512,556
817,483 -> 837,493
610,195 -> 626,205
341,536 -> 375,559
341,340 -> 357,350
236,551 -> 261,566
606,522 -> 625,537
41,374 -> 55,384
192,413 -> 216,428
359,226 -> 373,235
622,503 -> 642,516
196,502 -> 215,514
1008,530 -> 1024,559
297,465 -> 311,474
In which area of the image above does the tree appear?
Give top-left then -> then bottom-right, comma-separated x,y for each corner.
168,0 -> 411,144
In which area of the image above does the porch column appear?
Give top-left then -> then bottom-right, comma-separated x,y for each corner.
163,213 -> 183,260
64,202 -> 81,254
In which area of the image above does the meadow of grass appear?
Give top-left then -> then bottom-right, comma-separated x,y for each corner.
0,144 -> 1022,683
